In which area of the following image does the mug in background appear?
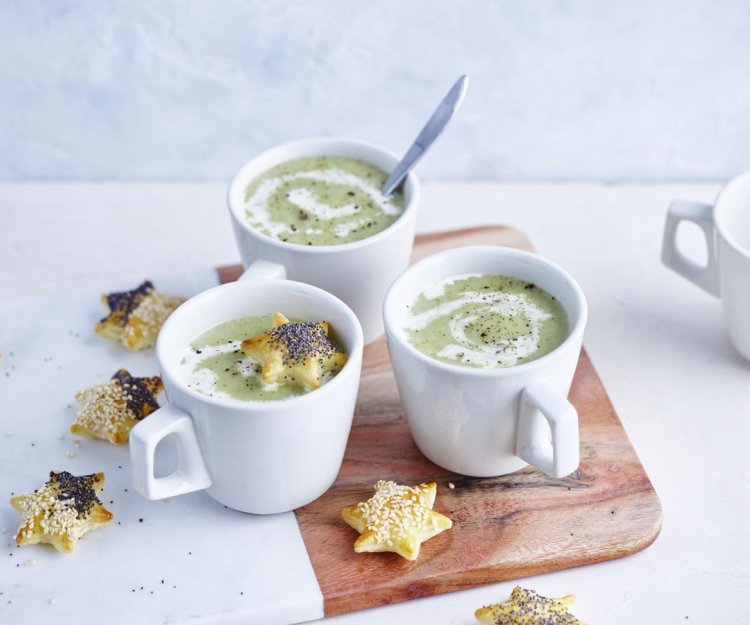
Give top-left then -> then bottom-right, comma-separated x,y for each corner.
383,246 -> 587,479
129,280 -> 364,514
227,138 -> 420,344
662,171 -> 750,360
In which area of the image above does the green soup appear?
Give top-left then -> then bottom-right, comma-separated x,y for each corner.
405,274 -> 568,369
179,315 -> 344,402
243,156 -> 404,246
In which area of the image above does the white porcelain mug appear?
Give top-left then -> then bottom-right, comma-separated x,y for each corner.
129,280 -> 364,514
662,171 -> 750,360
227,138 -> 420,345
383,246 -> 587,478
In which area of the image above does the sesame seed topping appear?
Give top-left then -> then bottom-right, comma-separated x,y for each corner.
128,291 -> 185,330
98,281 -> 186,350
111,369 -> 161,416
74,380 -> 129,436
14,472 -> 104,542
73,370 -> 162,440
358,480 -> 432,543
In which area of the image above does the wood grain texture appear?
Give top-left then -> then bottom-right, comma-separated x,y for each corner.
218,225 -> 662,618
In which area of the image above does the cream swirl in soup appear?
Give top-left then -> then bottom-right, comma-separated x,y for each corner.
243,156 -> 404,246
405,273 -> 568,368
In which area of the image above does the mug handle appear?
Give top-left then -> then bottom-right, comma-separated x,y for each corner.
516,382 -> 579,478
661,200 -> 720,297
130,403 -> 212,500
239,258 -> 287,281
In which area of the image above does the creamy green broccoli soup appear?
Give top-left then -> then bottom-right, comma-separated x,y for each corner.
243,156 -> 404,246
178,315 -> 345,401
405,274 -> 568,368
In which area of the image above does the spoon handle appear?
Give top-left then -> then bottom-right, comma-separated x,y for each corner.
381,74 -> 469,197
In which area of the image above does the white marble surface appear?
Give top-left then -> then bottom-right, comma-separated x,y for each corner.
3,1 -> 750,182
2,181 -> 750,624
0,273 -> 323,625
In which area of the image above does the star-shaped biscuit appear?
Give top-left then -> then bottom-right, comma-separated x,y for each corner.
241,312 -> 348,391
95,280 -> 186,350
11,471 -> 113,553
71,369 -> 163,444
475,587 -> 584,625
341,480 -> 452,561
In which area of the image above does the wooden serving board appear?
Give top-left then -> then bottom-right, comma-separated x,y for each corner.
220,225 -> 662,618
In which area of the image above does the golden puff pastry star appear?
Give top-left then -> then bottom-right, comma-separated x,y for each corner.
95,280 -> 186,350
241,312 -> 347,391
475,586 -> 584,625
71,369 -> 163,444
341,480 -> 452,561
11,471 -> 113,553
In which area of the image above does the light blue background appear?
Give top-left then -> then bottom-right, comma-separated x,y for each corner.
1,1 -> 749,181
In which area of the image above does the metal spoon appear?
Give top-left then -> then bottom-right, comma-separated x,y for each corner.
381,74 -> 469,197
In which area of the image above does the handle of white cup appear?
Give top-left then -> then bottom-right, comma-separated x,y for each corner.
661,200 -> 720,297
130,403 -> 212,500
516,381 -> 579,478
239,258 -> 287,282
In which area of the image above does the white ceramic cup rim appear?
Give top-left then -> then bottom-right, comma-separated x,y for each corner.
155,279 -> 364,412
714,170 -> 750,260
227,137 -> 420,253
383,246 -> 588,377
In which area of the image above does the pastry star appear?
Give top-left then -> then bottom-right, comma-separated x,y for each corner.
241,312 -> 348,391
71,369 -> 163,444
341,480 -> 452,561
95,280 -> 186,350
475,587 -> 584,625
11,471 -> 113,553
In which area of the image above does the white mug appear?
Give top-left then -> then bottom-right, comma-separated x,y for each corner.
129,280 -> 364,514
227,138 -> 420,345
662,171 -> 750,360
383,246 -> 587,478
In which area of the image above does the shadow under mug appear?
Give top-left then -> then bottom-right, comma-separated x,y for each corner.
662,171 -> 750,360
383,246 -> 587,478
227,137 -> 420,345
129,280 -> 364,514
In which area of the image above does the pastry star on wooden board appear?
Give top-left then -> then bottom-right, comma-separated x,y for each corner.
71,368 -> 163,444
95,280 -> 186,350
241,312 -> 347,391
475,586 -> 585,625
341,480 -> 452,561
10,471 -> 113,553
